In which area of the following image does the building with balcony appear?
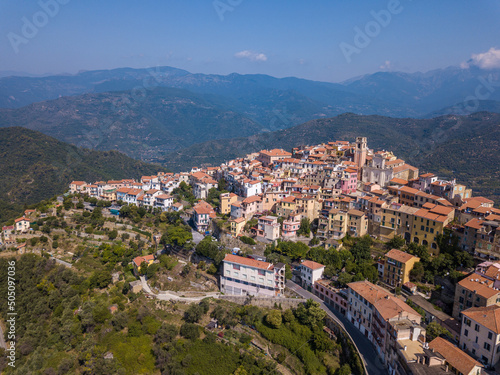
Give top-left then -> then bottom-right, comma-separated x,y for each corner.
220,254 -> 285,297
256,216 -> 280,242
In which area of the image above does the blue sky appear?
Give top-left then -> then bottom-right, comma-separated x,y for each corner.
1,0 -> 499,82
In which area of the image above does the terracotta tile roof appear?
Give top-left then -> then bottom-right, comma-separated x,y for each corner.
127,189 -> 143,196
14,217 -> 29,223
458,273 -> 499,299
347,209 -> 365,217
419,173 -> 435,178
193,201 -> 216,217
224,254 -> 274,271
389,178 -> 408,185
231,217 -> 246,224
428,337 -> 482,375
259,149 -> 292,157
70,181 -> 86,186
116,187 -> 131,194
281,196 -> 296,203
385,249 -> 419,264
462,305 -> 500,334
301,260 -> 325,270
132,254 -> 155,267
393,163 -> 418,173
376,295 -> 421,320
155,194 -> 172,200
385,158 -> 405,166
348,280 -> 390,305
242,195 -> 262,204
399,186 -> 420,194
464,218 -> 483,230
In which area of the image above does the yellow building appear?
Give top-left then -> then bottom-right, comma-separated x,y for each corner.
132,254 -> 155,275
220,192 -> 238,215
410,203 -> 455,250
317,208 -> 348,241
230,217 -> 246,237
347,209 -> 368,237
379,203 -> 419,241
295,195 -> 321,221
276,196 -> 297,217
383,249 -> 420,288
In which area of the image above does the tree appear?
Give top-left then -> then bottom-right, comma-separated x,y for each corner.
350,236 -> 372,262
410,262 -> 425,282
207,264 -> 218,275
161,225 -> 192,247
119,205 -> 132,218
335,364 -> 351,375
180,323 -> 200,340
386,235 -> 405,249
108,229 -> 118,240
179,264 -> 194,279
297,218 -> 311,236
295,300 -> 325,328
184,304 -> 204,323
426,321 -> 452,341
154,323 -> 178,343
265,310 -> 282,328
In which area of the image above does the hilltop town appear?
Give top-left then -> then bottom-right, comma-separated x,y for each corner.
3,137 -> 500,375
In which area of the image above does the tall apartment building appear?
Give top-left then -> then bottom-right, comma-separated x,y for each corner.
220,254 -> 285,297
460,305 -> 500,369
383,249 -> 420,288
452,270 -> 500,319
346,280 -> 423,365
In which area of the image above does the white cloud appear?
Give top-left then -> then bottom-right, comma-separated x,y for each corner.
234,50 -> 268,62
379,60 -> 393,70
462,47 -> 500,69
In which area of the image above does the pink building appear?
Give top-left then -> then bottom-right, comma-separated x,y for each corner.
282,214 -> 301,238
340,167 -> 358,194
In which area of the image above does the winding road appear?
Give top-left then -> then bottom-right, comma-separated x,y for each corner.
286,280 -> 388,375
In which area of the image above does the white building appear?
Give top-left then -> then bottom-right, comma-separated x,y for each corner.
460,305 -> 500,368
220,254 -> 285,297
256,216 -> 280,242
243,180 -> 263,198
154,194 -> 174,211
299,260 -> 325,290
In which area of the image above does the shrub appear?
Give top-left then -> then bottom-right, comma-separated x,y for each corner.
240,236 -> 256,245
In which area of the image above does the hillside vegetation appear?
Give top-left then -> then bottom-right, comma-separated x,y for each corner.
0,127 -> 164,223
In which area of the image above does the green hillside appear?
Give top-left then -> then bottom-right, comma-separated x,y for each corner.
0,127 -> 164,223
0,87 -> 263,161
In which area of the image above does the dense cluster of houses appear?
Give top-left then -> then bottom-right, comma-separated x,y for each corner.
69,137 -> 498,257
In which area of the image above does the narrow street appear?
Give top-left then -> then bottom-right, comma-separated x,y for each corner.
286,280 -> 388,375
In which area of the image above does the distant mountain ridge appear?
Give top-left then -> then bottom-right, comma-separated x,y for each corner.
0,127 -> 165,223
0,87 -> 264,160
1,65 -> 499,121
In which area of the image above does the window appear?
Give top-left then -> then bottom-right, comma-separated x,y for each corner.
233,264 -> 240,270
464,329 -> 468,337
488,332 -> 493,340
475,324 -> 480,332
464,318 -> 471,326
484,342 -> 491,351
